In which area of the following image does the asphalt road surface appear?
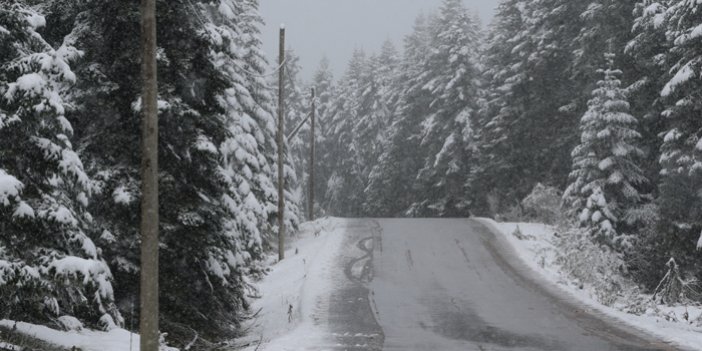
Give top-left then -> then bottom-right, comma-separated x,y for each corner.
328,218 -> 682,351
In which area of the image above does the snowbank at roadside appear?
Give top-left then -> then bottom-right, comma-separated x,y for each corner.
0,320 -> 170,351
477,218 -> 702,351
0,218 -> 347,351
236,217 -> 347,351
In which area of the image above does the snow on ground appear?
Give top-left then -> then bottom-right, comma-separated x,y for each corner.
0,320 -> 163,351
237,217 -> 347,351
477,218 -> 702,350
0,218 -> 345,351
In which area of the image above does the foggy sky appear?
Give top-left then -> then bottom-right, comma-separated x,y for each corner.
259,0 -> 499,81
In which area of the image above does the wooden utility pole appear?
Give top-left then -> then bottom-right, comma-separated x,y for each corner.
139,0 -> 159,349
308,87 -> 316,221
277,26 -> 286,261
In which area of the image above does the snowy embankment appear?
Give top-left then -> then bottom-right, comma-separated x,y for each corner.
477,218 -> 702,350
0,319 -> 165,351
236,217 -> 347,351
0,218 -> 346,351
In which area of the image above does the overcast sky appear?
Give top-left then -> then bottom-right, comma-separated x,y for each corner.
259,0 -> 500,81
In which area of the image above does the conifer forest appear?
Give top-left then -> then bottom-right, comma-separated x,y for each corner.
1,0 -> 702,350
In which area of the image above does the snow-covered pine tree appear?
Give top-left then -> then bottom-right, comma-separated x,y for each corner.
353,41 -> 399,195
180,0 -> 300,340
200,4 -> 304,339
478,0 -> 635,211
199,0 -> 274,336
564,54 -> 648,249
312,57 -> 335,124
310,57 -> 334,216
364,14 -> 431,216
45,0 -> 301,344
129,0 -> 250,340
573,0 -> 637,93
522,0 -> 590,190
626,0 -> 673,189
621,2 -> 673,282
232,0 -> 301,237
313,40 -> 402,218
408,0 -> 481,217
278,49 -> 308,218
572,1 -> 642,183
657,0 -> 702,255
0,2 -> 120,327
476,0 -> 581,211
323,49 -> 366,216
50,0 -> 149,326
474,0 -> 536,214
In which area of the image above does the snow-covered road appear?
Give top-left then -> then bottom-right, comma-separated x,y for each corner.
246,218 -> 685,350
366,218 -> 679,350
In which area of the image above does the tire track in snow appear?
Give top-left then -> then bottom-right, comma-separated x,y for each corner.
328,219 -> 384,350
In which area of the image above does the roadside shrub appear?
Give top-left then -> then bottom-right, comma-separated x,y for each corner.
652,258 -> 701,305
521,183 -> 563,225
626,220 -> 702,296
555,226 -> 634,306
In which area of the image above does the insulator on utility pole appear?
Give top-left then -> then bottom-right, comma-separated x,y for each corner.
309,87 -> 316,221
139,0 -> 159,350
277,25 -> 286,261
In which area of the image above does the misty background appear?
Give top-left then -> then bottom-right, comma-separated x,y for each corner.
259,0 -> 499,80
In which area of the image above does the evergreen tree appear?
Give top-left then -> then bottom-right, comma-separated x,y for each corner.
626,0 -> 672,190
354,41 -> 399,193
520,0 -> 588,190
564,54 -> 648,249
310,57 -> 334,216
476,0 -> 642,212
408,0 -> 481,216
474,0 -> 535,214
230,0 -> 301,239
573,0 -> 637,90
657,0 -> 702,255
323,49 -> 366,216
0,2 -> 120,326
42,0 -> 300,344
476,0 -> 581,210
279,49 -> 308,218
364,15 -> 432,216
53,0 -> 148,329
201,0 -> 298,339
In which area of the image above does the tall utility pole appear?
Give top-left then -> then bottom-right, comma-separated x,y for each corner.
139,0 -> 159,349
277,25 -> 286,261
308,87 -> 316,221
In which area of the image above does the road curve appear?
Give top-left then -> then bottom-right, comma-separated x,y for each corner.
330,218 -> 682,351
